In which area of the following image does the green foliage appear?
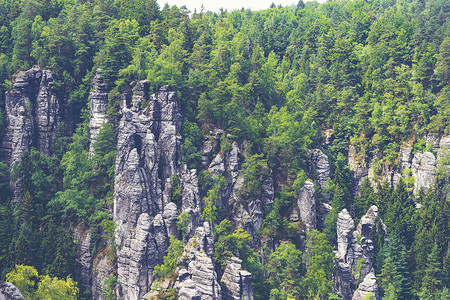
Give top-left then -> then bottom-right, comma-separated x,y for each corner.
6,265 -> 78,300
240,153 -> 270,201
176,211 -> 190,239
267,241 -> 304,298
102,275 -> 120,300
304,230 -> 335,298
201,175 -> 225,227
213,220 -> 251,269
153,236 -> 184,280
171,174 -> 182,206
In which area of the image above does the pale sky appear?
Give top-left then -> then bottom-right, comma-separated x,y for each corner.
156,0 -> 302,13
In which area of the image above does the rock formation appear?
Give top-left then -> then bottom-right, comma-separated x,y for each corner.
220,257 -> 253,300
1,68 -> 69,205
297,181 -> 316,231
175,223 -> 221,300
335,207 -> 383,300
89,68 -> 109,154
352,273 -> 378,300
0,282 -> 24,300
310,149 -> 330,191
347,135 -> 450,195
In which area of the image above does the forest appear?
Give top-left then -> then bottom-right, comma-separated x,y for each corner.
0,0 -> 448,299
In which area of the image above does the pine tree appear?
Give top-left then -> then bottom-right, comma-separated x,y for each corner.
418,244 -> 443,299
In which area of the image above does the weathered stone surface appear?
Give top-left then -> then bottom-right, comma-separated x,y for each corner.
348,145 -> 370,197
114,83 -> 181,246
335,207 -> 382,300
114,84 -> 182,299
2,68 -> 68,205
297,181 -> 316,231
201,129 -> 223,167
412,151 -> 436,194
2,68 -> 65,166
92,252 -> 115,300
0,282 -> 24,300
352,273 -> 379,300
176,225 -> 221,300
220,257 -> 254,300
180,165 -> 201,239
73,225 -> 92,290
117,213 -> 170,300
310,149 -> 330,191
89,68 -> 109,154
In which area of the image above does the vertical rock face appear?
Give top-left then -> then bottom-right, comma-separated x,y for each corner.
176,223 -> 221,300
335,207 -> 382,300
297,181 -> 316,231
113,83 -> 204,299
411,152 -> 437,194
348,140 -> 443,195
310,149 -> 330,191
114,83 -> 182,247
220,257 -> 253,300
89,68 -> 109,154
352,273 -> 378,300
2,68 -> 65,165
2,68 -> 68,204
73,225 -> 93,290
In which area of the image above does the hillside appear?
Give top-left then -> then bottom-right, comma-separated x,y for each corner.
0,0 -> 449,299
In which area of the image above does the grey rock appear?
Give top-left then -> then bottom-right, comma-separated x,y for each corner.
117,213 -> 169,300
2,68 -> 65,166
220,257 -> 254,300
180,165 -> 201,239
89,68 -> 109,154
179,279 -> 201,300
426,133 -> 440,152
412,151 -> 436,194
163,202 -> 178,237
310,149 -> 330,191
335,208 -> 381,300
336,209 -> 355,263
297,181 -> 316,231
0,282 -> 24,300
73,225 -> 92,290
348,145 -> 370,197
114,84 -> 182,299
92,253 -> 115,300
352,273 -> 379,300
176,229 -> 221,300
324,129 -> 334,145
2,68 -> 68,205
201,129 -> 223,167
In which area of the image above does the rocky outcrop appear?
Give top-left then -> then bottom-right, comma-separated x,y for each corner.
117,213 -> 170,300
113,83 -> 188,298
411,152 -> 436,194
89,68 -> 109,154
175,223 -> 221,300
310,149 -> 330,191
348,136 -> 449,195
201,129 -> 223,167
73,225 -> 92,290
335,207 -> 382,300
220,257 -> 253,300
113,83 -> 182,246
352,273 -> 378,300
2,68 -> 66,166
0,282 -> 24,300
92,253 -> 115,300
297,181 -> 316,231
2,68 -> 68,205
203,135 -> 274,240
